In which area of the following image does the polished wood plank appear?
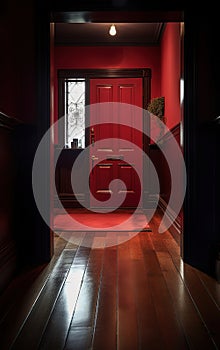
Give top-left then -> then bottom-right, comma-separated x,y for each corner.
0,211 -> 220,350
64,242 -> 105,349
64,327 -> 93,350
129,235 -> 165,349
0,235 -> 69,349
195,268 -> 220,308
91,246 -> 117,350
149,215 -> 220,348
140,233 -> 189,350
10,236 -> 88,349
117,238 -> 139,350
182,264 -> 220,349
11,268 -> 75,348
0,235 -> 66,322
38,234 -> 95,349
155,251 -> 216,349
38,249 -> 92,349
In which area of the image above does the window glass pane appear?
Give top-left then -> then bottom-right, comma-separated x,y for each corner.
65,79 -> 85,148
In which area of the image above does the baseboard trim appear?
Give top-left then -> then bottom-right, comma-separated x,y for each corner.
54,194 -> 86,208
158,196 -> 182,245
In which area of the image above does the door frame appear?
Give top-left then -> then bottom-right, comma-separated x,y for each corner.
36,7 -> 189,264
57,68 -> 151,208
37,5 -> 220,276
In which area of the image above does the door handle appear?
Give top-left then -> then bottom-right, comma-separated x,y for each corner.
90,127 -> 95,146
91,155 -> 98,173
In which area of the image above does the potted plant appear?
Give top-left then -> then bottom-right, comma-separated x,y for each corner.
147,96 -> 165,142
147,96 -> 165,120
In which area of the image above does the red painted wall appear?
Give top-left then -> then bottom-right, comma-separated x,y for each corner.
161,23 -> 181,129
54,46 -> 161,125
54,29 -> 181,137
150,23 -> 182,227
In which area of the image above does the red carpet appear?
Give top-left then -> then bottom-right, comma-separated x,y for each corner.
53,208 -> 151,232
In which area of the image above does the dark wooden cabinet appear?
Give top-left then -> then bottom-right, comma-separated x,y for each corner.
54,147 -> 87,208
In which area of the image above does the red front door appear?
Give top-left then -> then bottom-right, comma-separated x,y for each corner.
89,78 -> 143,208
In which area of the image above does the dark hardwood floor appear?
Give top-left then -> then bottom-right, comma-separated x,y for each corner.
0,211 -> 219,350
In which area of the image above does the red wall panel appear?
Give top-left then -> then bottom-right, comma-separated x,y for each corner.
161,23 -> 181,129
54,46 -> 161,126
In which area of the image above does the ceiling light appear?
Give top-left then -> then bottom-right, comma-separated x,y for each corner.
109,24 -> 116,36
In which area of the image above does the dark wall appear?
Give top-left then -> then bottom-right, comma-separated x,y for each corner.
0,0 -> 36,123
183,11 -> 220,275
0,0 -> 52,276
0,0 -> 40,290
149,124 -> 182,244
0,114 -> 18,292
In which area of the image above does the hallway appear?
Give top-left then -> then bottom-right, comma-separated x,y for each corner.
0,211 -> 219,350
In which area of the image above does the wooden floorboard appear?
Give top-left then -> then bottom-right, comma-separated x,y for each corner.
140,234 -> 189,349
155,252 -> 216,349
91,246 -> 117,350
38,247 -> 93,349
195,269 -> 220,308
117,238 -> 139,350
0,212 -> 219,350
129,235 -> 165,350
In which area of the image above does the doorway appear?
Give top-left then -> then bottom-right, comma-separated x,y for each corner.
49,11 -> 184,254
56,69 -> 151,210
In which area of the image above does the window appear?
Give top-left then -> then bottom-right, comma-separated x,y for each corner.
64,78 -> 85,148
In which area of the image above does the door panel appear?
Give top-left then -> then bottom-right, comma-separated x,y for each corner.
90,78 -> 143,208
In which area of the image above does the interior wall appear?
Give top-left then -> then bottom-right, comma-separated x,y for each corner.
0,0 -> 36,123
0,114 -> 18,293
54,25 -> 181,130
161,23 -> 181,129
183,14 -> 220,274
50,23 -> 55,237
149,22 -> 182,241
54,45 -> 161,129
0,0 -> 41,290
